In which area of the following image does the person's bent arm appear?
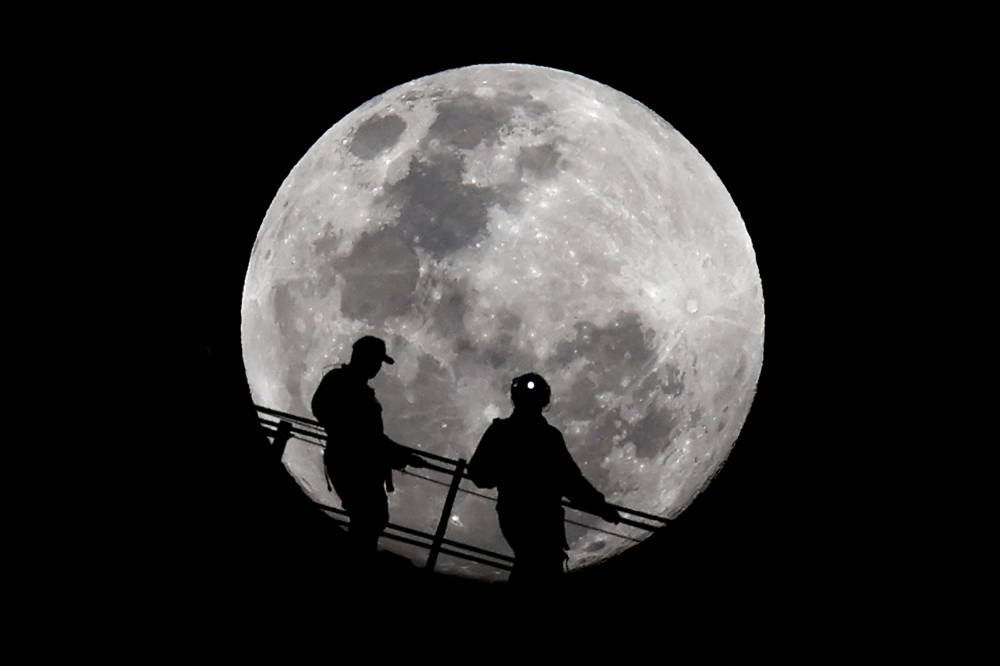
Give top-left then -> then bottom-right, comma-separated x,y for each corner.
383,434 -> 426,470
468,420 -> 502,488
557,431 -> 622,523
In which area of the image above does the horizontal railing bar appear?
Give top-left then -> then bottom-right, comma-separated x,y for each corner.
442,478 -> 662,531
280,432 -> 458,478
562,518 -> 643,543
301,450 -> 660,532
603,516 -> 658,532
412,461 -> 457,476
255,405 -> 324,429
323,507 -> 432,547
260,407 -> 671,514
427,546 -> 513,572
316,507 -> 514,571
285,426 -> 325,444
313,501 -> 515,564
434,535 -> 514,563
318,469 -> 657,536
561,502 -> 666,529
561,501 -> 668,525
258,404 -> 669,529
256,409 -> 461,467
321,456 -> 661,531
322,513 -> 458,559
604,505 -> 671,525
318,499 -> 644,555
403,449 -> 458,465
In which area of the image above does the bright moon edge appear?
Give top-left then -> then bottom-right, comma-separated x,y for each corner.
240,64 -> 764,580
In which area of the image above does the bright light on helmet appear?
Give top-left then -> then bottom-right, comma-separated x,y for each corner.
511,373 -> 551,410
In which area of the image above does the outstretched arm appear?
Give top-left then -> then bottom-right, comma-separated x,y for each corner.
557,433 -> 622,523
383,434 -> 427,470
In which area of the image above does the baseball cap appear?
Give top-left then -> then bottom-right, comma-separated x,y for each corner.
352,336 -> 395,364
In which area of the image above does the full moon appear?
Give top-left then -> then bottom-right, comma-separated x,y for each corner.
241,64 -> 764,580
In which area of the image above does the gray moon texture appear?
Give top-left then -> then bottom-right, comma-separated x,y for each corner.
241,64 -> 764,581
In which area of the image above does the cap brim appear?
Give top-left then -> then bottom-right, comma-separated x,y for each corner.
384,355 -> 395,365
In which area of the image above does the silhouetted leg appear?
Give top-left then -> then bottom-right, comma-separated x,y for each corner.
345,491 -> 389,570
509,549 -> 566,590
498,511 -> 566,587
348,520 -> 380,554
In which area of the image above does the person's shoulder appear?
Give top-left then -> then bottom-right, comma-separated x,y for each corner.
483,416 -> 509,436
321,365 -> 350,381
315,365 -> 353,394
543,420 -> 566,441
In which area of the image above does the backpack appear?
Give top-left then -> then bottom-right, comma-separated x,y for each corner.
311,367 -> 343,492
311,366 -> 343,428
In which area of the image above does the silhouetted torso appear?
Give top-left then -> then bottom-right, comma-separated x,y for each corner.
469,409 -> 609,578
311,364 -> 410,552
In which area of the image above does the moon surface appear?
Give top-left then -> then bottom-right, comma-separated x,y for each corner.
241,64 -> 764,580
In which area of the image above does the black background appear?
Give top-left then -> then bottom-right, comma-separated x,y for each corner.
151,30 -> 880,633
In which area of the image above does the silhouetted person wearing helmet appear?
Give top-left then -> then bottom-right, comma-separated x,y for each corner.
311,336 -> 425,565
468,373 -> 622,584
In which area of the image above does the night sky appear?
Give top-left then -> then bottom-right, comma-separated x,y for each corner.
162,31 -> 874,631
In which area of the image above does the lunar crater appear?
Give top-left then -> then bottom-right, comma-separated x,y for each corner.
348,113 -> 407,159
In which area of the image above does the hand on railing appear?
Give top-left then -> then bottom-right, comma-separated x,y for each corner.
406,452 -> 430,469
598,502 -> 623,525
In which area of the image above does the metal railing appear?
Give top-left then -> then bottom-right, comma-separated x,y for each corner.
256,404 -> 668,574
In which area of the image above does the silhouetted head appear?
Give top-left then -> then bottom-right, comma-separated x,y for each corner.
510,373 -> 551,412
349,335 -> 395,379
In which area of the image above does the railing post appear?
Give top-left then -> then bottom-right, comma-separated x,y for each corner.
272,420 -> 292,462
425,458 -> 466,571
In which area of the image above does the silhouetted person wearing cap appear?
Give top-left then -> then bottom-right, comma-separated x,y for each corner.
468,373 -> 622,585
311,336 -> 425,565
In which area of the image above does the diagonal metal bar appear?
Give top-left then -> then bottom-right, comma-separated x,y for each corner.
424,458 -> 467,572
